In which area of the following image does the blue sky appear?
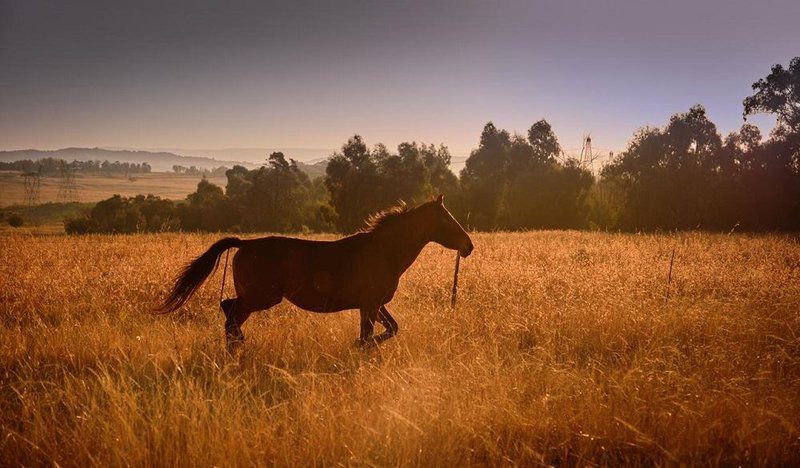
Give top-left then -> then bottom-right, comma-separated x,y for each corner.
1,0 -> 798,160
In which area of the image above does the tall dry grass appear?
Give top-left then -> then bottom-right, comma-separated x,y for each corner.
1,231 -> 799,466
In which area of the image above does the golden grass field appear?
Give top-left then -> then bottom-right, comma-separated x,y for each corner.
1,231 -> 799,466
0,171 -> 226,207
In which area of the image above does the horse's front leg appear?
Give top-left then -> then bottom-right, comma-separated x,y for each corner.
356,305 -> 398,348
357,307 -> 377,347
375,305 -> 398,341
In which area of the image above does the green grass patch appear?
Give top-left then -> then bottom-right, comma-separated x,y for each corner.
0,202 -> 95,226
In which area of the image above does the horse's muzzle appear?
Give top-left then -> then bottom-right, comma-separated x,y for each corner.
460,242 -> 474,258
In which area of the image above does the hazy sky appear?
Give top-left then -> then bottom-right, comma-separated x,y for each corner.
1,0 -> 798,159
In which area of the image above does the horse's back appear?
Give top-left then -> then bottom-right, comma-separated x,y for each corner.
237,234 -> 366,263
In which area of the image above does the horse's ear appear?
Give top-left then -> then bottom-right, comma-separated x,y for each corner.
436,194 -> 444,204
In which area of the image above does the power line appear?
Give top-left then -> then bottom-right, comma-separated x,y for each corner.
57,160 -> 79,202
22,170 -> 41,206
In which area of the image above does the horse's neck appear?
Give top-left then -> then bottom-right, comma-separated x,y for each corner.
373,215 -> 430,274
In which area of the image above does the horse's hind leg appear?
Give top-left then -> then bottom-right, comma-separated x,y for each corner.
222,298 -> 246,351
221,298 -> 236,319
222,298 -> 257,352
222,296 -> 281,352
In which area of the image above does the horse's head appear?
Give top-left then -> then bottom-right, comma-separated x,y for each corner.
426,194 -> 474,257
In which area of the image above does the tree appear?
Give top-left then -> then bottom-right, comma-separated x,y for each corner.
325,136 -> 378,232
600,105 -> 724,230
325,136 -> 456,232
527,119 -> 561,164
459,123 -> 511,229
739,57 -> 800,230
461,120 -> 592,230
177,180 -> 236,231
224,165 -> 253,203
212,154 -> 324,232
744,57 -> 800,136
248,152 -> 313,232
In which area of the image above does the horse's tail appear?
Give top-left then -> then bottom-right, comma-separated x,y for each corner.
157,237 -> 242,313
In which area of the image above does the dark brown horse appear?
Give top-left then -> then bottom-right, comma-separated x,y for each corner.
160,195 -> 473,350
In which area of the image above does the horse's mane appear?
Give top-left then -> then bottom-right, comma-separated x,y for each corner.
362,201 -> 412,232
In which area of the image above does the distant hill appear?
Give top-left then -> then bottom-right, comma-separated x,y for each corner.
0,147 -> 328,178
295,160 -> 328,179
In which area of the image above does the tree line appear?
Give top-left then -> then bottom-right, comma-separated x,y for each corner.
1,158 -> 152,175
171,165 -> 229,177
66,57 -> 800,234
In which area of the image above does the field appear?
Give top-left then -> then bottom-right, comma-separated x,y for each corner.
1,231 -> 799,465
0,171 -> 226,207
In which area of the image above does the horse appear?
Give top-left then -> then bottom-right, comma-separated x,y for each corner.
159,194 -> 473,350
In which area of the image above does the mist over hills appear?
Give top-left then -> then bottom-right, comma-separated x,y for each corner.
0,147 -> 329,178
126,147 -> 333,165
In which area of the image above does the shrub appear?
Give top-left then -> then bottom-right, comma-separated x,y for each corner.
69,194 -> 179,234
64,217 -> 98,234
7,214 -> 23,228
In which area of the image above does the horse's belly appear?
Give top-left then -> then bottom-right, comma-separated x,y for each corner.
285,289 -> 356,313
283,270 -> 358,312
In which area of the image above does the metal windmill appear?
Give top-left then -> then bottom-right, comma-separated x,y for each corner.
579,134 -> 597,171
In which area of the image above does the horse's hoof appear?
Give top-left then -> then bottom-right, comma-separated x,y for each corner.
226,337 -> 245,354
353,338 -> 376,349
